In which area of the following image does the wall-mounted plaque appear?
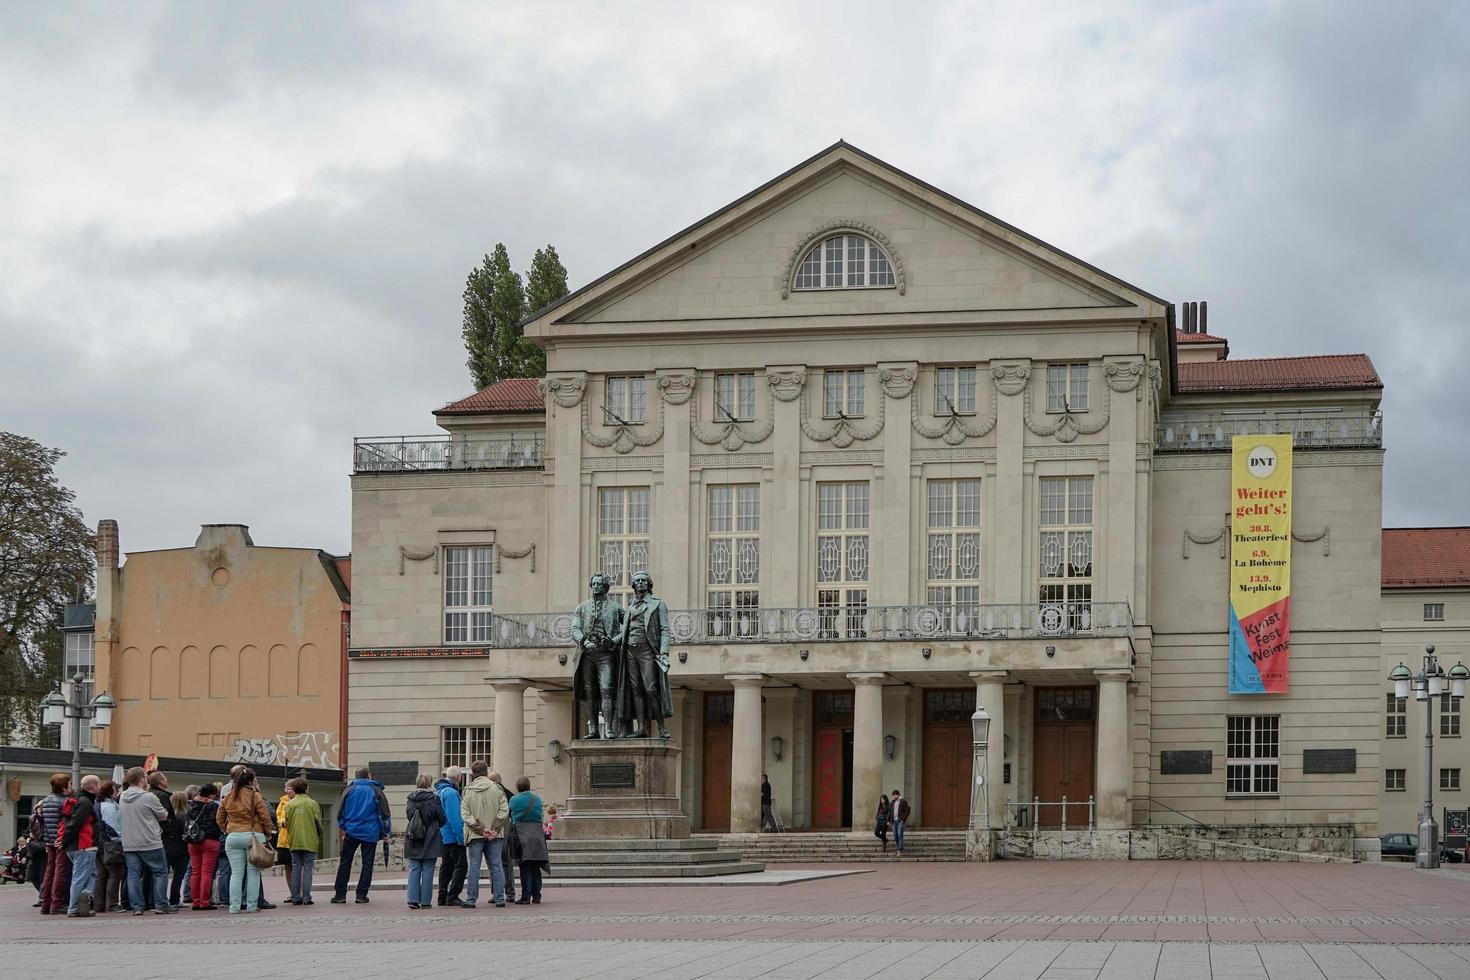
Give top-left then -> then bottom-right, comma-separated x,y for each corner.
1302,749 -> 1356,774
590,763 -> 637,789
1160,750 -> 1213,775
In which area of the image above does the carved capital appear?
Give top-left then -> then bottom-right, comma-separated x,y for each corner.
991,362 -> 1031,397
1103,359 -> 1146,395
766,368 -> 808,402
656,371 -> 696,405
878,366 -> 917,399
539,375 -> 586,408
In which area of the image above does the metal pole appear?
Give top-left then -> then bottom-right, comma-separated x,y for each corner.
1420,662 -> 1440,869
69,673 -> 83,791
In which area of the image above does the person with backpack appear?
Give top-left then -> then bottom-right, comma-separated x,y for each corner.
331,767 -> 391,905
404,775 -> 446,909
434,767 -> 466,907
37,773 -> 72,915
93,780 -> 125,912
184,784 -> 223,910
283,778 -> 322,905
61,774 -> 101,917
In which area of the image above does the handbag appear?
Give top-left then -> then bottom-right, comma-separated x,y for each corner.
246,789 -> 277,869
101,836 -> 124,867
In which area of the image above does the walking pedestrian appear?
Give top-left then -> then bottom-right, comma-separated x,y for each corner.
215,766 -> 275,914
434,767 -> 466,907
184,784 -> 222,910
761,774 -> 777,832
888,789 -> 910,856
331,767 -> 391,904
37,773 -> 72,915
120,766 -> 175,915
458,761 -> 508,909
874,794 -> 890,852
508,776 -> 548,905
490,771 -> 519,902
404,775 -> 445,909
147,773 -> 186,910
94,780 -> 125,912
26,800 -> 47,903
283,778 -> 321,905
62,774 -> 100,917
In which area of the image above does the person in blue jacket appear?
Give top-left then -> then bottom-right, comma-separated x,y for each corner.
434,767 -> 467,907
330,768 -> 391,904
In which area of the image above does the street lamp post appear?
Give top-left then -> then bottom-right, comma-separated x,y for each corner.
969,706 -> 991,842
1388,645 -> 1468,870
41,672 -> 115,791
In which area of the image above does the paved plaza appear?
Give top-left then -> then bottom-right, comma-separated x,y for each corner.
4,862 -> 1470,978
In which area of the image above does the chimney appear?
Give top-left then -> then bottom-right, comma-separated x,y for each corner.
93,520 -> 121,752
97,519 -> 119,572
1199,300 -> 1208,335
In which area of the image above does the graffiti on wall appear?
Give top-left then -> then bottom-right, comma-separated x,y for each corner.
225,730 -> 339,769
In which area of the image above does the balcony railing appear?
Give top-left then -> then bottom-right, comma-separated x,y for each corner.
478,601 -> 1132,649
1155,409 -> 1382,453
353,434 -> 545,473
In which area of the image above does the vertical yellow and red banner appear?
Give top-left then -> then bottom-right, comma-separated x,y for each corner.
1229,435 -> 1292,693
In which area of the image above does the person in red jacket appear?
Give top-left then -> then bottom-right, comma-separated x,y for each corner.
62,775 -> 101,917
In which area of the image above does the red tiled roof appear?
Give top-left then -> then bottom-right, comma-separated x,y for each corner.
434,377 -> 544,415
1176,330 -> 1229,344
1177,354 -> 1381,393
1383,528 -> 1470,589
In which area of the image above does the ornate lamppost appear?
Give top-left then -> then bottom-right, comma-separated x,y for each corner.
40,672 -> 115,791
969,705 -> 991,839
1389,645 -> 1469,869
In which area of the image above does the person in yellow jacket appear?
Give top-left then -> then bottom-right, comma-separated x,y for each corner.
281,779 -> 322,905
274,783 -> 295,886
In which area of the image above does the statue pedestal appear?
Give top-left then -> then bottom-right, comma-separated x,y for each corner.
558,738 -> 691,840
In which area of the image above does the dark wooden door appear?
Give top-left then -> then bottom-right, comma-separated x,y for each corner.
920,725 -> 972,827
1033,687 -> 1096,827
701,692 -> 733,831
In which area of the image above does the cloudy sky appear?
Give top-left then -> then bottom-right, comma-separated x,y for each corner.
2,0 -> 1465,558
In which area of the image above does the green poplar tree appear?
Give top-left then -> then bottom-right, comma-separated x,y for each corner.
518,244 -> 570,379
462,244 -> 527,390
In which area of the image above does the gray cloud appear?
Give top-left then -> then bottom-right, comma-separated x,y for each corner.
1,0 -> 1465,557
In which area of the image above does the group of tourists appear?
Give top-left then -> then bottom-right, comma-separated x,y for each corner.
26,760 -> 553,917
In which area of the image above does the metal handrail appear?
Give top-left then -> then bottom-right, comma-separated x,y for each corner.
353,434 -> 545,473
1156,408 -> 1382,452
479,601 -> 1133,649
1004,796 -> 1096,831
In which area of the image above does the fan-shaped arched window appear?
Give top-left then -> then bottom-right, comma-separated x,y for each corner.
793,233 -> 897,291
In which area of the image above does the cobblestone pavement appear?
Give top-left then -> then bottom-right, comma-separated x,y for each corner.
5,862 -> 1470,978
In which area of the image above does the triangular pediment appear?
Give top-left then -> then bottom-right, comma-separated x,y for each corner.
525,142 -> 1165,337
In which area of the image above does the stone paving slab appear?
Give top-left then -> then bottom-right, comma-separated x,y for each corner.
302,867 -> 873,888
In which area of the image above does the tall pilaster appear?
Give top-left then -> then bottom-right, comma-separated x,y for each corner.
990,362 -> 1030,603
849,672 -> 887,832
971,670 -> 1008,829
1102,355 -> 1142,607
490,679 -> 531,781
766,366 -> 806,607
728,674 -> 768,832
1095,669 -> 1132,829
656,369 -> 695,608
542,372 -> 587,610
877,363 -> 916,604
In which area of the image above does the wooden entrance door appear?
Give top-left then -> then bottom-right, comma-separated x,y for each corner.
920,689 -> 976,827
1033,687 -> 1096,827
811,690 -> 854,828
701,692 -> 733,831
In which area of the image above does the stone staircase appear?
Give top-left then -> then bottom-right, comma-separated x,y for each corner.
547,837 -> 764,877
699,830 -> 968,863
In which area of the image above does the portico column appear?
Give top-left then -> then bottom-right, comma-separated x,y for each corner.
1094,669 -> 1132,830
849,672 -> 887,831
728,674 -> 767,832
490,679 -> 530,781
971,671 -> 1008,829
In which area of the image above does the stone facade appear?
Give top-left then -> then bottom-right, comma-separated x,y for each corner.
346,143 -> 1387,850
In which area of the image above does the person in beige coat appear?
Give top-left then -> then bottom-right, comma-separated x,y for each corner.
457,761 -> 509,908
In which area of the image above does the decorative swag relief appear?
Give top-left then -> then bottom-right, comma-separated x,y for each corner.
539,375 -> 586,408
689,373 -> 776,451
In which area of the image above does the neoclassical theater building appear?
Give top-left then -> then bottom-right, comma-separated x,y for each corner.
349,143 -> 1385,855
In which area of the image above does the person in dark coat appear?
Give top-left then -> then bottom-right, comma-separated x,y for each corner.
507,777 -> 549,904
403,775 -> 445,909
874,796 -> 891,852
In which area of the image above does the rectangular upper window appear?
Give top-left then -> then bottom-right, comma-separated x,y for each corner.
934,366 -> 977,415
1443,693 -> 1461,737
1425,603 -> 1446,622
1046,363 -> 1089,413
1226,715 -> 1279,797
599,487 -> 651,601
707,484 -> 760,638
1442,768 -> 1461,791
1385,769 -> 1406,792
444,545 -> 493,643
604,376 -> 647,424
822,369 -> 865,418
441,726 -> 492,773
714,372 -> 757,421
1387,693 -> 1407,738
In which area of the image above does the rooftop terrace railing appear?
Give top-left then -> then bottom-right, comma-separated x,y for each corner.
353,434 -> 545,473
1155,409 -> 1382,452
477,601 -> 1132,649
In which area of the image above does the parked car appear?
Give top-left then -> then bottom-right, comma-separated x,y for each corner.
1379,832 -> 1464,862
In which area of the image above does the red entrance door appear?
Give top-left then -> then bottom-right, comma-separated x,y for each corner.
811,690 -> 854,828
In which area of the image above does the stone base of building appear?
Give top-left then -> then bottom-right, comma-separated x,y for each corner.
558,737 -> 691,840
995,823 -> 1372,862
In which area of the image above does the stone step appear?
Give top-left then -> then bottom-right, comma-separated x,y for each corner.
550,838 -> 726,852
548,860 -> 764,878
545,849 -> 748,866
701,831 -> 968,864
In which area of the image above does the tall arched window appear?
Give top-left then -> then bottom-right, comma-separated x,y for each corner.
793,233 -> 897,291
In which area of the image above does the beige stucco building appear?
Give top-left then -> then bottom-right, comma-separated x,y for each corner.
348,143 -> 1387,857
87,521 -> 350,771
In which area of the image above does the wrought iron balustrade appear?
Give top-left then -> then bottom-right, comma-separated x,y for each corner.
479,601 -> 1132,649
353,434 -> 545,473
1155,409 -> 1382,453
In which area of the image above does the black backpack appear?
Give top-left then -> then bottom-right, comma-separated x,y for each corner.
406,802 -> 428,842
183,801 -> 210,844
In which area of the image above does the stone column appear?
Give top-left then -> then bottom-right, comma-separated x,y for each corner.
971,670 -> 1008,830
728,674 -> 767,832
490,679 -> 530,781
1095,669 -> 1132,830
849,672 -> 887,832
538,690 -> 575,807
